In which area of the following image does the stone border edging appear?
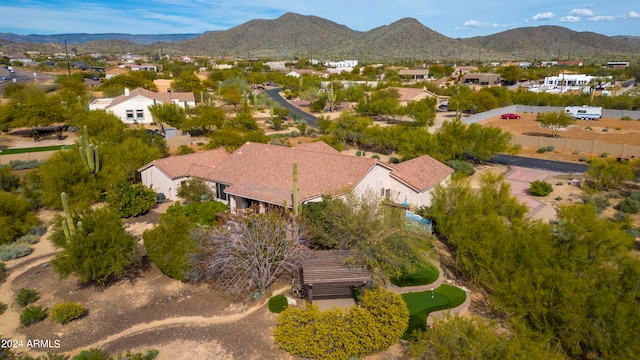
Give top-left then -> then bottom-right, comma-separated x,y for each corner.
385,261 -> 472,328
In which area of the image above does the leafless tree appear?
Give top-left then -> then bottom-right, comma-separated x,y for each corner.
197,211 -> 308,296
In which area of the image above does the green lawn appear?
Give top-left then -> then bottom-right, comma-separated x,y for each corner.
0,145 -> 73,155
401,284 -> 467,339
389,263 -> 439,287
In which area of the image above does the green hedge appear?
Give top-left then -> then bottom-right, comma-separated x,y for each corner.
268,294 -> 289,313
274,288 -> 409,359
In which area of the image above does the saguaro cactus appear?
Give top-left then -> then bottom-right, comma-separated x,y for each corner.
78,125 -> 99,174
292,162 -> 299,217
61,192 -> 75,239
61,192 -> 83,241
327,83 -> 337,112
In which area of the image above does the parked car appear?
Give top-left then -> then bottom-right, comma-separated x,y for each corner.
501,113 -> 520,119
0,76 -> 10,81
438,104 -> 449,112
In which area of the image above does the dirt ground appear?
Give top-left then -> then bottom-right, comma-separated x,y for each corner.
0,205 -> 408,359
480,113 -> 640,162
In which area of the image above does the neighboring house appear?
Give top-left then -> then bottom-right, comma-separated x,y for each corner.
398,69 -> 429,82
607,61 -> 630,69
88,87 -> 196,124
138,142 -> 454,212
388,87 -> 448,106
462,73 -> 501,85
105,66 -> 131,79
286,69 -> 329,78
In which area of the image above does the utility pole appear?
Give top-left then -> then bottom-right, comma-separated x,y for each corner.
64,40 -> 71,76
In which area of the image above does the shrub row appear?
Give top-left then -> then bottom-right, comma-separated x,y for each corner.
274,288 -> 408,359
0,243 -> 33,261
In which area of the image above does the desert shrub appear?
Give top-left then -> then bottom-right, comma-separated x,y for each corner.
555,181 -> 564,185
143,213 -> 198,281
8,159 -> 45,170
0,301 -> 5,315
105,181 -> 157,218
582,195 -> 611,214
585,126 -> 593,130
164,201 -> 229,226
545,145 -> 555,152
175,145 -> 195,155
614,198 -> 640,214
602,128 -> 608,132
537,147 -> 546,153
16,288 -> 39,307
615,126 -> 622,130
621,116 -> 631,120
514,144 -> 522,150
20,305 -> 47,326
16,234 -> 40,245
529,180 -> 553,197
579,157 -> 588,162
72,349 -> 108,360
572,150 -> 580,154
555,197 -> 563,201
0,243 -> 33,261
28,223 -> 47,237
268,294 -> 289,313
274,288 -> 408,359
355,150 -> 364,156
0,262 -> 6,283
600,152 -> 608,157
371,154 -> 381,159
51,302 -> 85,324
446,160 -> 476,177
389,157 -> 400,164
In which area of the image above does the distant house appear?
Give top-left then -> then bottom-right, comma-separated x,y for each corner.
557,60 -> 583,67
89,87 -> 196,124
388,87 -> 447,106
138,142 -> 454,211
105,66 -> 131,79
607,61 -> 629,69
462,73 -> 501,85
398,69 -> 430,83
286,69 -> 329,78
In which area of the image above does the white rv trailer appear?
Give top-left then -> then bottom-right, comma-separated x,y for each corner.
564,106 -> 602,120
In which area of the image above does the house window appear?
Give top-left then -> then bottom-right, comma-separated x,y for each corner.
136,109 -> 144,120
216,183 -> 228,201
126,110 -> 134,121
385,189 -> 391,200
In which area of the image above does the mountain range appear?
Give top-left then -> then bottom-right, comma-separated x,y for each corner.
2,13 -> 640,62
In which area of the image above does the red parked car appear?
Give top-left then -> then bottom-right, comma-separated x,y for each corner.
501,113 -> 520,119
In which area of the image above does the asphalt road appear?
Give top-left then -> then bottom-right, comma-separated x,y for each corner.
492,154 -> 588,173
266,87 -> 590,173
266,87 -> 319,127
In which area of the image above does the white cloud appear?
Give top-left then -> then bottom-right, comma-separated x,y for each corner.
560,16 -> 580,22
460,20 -> 512,29
629,11 -> 640,19
532,12 -> 554,21
569,8 -> 593,16
587,15 -> 616,22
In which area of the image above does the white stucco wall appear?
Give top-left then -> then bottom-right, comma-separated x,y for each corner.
353,164 -> 394,200
139,166 -> 186,200
108,95 -> 156,124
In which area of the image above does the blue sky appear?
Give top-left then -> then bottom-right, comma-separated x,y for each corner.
2,1 -> 639,38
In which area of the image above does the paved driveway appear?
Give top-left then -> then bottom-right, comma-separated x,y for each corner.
504,166 -> 562,220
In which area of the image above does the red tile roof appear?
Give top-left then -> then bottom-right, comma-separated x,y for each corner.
204,142 -> 378,206
138,148 -> 230,180
389,155 -> 454,192
106,87 -> 195,109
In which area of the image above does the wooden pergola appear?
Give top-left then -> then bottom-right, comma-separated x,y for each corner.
299,250 -> 372,304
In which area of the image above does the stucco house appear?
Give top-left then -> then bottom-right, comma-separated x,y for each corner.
89,87 -> 196,124
138,142 -> 454,212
